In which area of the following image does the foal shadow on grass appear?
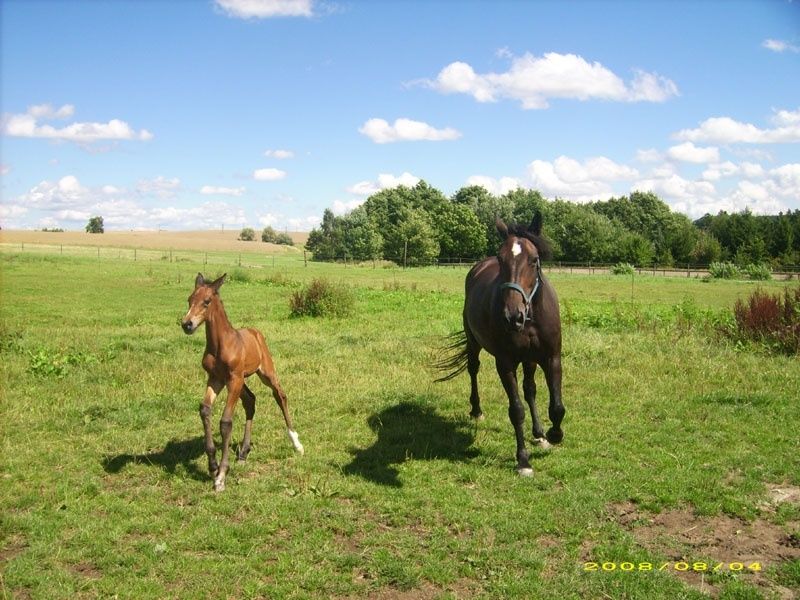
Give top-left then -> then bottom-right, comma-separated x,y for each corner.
102,436 -> 208,481
344,396 -> 479,487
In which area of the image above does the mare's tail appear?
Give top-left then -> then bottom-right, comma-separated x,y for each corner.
433,330 -> 470,383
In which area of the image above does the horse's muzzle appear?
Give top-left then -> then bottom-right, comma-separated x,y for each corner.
504,308 -> 526,332
181,320 -> 196,335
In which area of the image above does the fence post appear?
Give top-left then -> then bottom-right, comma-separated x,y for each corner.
303,250 -> 308,267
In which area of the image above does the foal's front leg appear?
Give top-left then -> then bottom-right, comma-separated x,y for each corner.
214,375 -> 244,492
200,378 -> 224,477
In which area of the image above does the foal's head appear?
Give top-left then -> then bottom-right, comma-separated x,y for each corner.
181,273 -> 226,335
496,213 -> 549,331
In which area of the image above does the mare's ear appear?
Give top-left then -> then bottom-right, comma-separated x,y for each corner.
528,211 -> 543,237
210,273 -> 227,292
495,218 -> 509,239
195,273 -> 205,288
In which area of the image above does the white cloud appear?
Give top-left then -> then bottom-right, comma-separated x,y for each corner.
287,215 -> 321,231
359,118 -> 461,144
674,107 -> 800,144
1,164 -> 11,176
215,0 -> 314,18
525,155 -> 639,203
253,167 -> 287,181
636,148 -> 663,163
702,161 -> 765,182
200,185 -> 246,196
136,176 -> 181,199
465,175 -> 522,196
762,39 -> 800,53
667,142 -> 720,164
332,198 -> 365,215
264,149 -> 294,159
423,51 -> 678,109
1,104 -> 153,143
346,172 -> 421,196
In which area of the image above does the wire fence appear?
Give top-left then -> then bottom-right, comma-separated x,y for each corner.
2,241 -> 799,280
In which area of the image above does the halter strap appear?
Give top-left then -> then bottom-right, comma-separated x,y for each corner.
499,259 -> 541,323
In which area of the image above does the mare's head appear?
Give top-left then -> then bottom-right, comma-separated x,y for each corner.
496,212 -> 550,332
181,273 -> 226,335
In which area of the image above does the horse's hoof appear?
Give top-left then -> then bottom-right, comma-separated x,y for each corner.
213,481 -> 226,492
516,467 -> 534,477
470,412 -> 485,421
545,427 -> 563,444
534,437 -> 552,450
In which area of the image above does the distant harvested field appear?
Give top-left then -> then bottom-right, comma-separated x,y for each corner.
0,229 -> 308,254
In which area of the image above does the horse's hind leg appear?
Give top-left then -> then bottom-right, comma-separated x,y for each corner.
541,355 -> 565,444
237,384 -> 256,462
257,367 -> 304,455
465,327 -> 483,420
522,362 -> 550,449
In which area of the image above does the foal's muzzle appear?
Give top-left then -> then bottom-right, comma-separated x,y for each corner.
181,320 -> 196,335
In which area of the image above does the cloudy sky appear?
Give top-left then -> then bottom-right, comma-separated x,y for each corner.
1,0 -> 798,231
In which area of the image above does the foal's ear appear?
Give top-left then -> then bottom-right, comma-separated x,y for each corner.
210,273 -> 227,292
195,273 -> 206,288
495,218 -> 509,239
528,211 -> 543,237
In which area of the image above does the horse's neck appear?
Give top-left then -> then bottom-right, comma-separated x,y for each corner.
204,299 -> 235,354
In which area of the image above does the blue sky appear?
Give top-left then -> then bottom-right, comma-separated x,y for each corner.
1,0 -> 799,231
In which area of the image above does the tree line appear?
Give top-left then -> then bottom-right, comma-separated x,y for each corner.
306,181 -> 800,267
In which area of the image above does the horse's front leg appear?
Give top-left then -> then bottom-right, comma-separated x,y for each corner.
496,358 -> 532,476
214,375 -> 244,492
541,354 -> 565,444
200,378 -> 224,478
522,362 -> 550,449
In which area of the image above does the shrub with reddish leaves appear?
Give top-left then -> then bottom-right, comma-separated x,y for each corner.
733,287 -> 800,354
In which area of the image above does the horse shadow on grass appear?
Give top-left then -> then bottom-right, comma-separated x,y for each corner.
343,394 -> 479,487
102,436 -> 208,481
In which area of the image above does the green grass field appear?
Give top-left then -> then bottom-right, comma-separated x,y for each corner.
1,250 -> 798,599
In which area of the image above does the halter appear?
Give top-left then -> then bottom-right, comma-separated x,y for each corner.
499,258 -> 541,324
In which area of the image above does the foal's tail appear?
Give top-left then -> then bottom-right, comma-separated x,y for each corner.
433,330 -> 470,383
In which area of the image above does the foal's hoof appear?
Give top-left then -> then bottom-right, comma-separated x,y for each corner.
213,479 -> 226,492
545,427 -> 564,444
516,466 -> 534,477
534,437 -> 552,450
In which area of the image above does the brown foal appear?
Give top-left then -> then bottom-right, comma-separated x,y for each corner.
181,273 -> 303,491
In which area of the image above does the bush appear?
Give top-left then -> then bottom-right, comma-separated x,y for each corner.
732,287 -> 800,354
261,226 -> 277,243
239,227 -> 256,241
610,262 -> 635,276
290,278 -> 354,318
709,261 -> 741,279
744,263 -> 772,281
274,232 -> 294,246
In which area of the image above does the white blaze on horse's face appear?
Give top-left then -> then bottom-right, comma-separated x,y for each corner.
182,289 -> 213,335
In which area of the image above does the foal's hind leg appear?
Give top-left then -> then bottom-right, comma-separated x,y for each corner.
257,366 -> 304,455
522,362 -> 550,449
237,384 -> 256,462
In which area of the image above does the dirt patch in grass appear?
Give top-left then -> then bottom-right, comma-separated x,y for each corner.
609,485 -> 800,598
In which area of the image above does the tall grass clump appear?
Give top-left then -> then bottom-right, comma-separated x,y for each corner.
610,262 -> 635,276
731,287 -> 800,354
743,263 -> 772,281
289,277 -> 354,317
709,261 -> 741,280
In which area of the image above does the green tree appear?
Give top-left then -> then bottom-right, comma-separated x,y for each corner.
341,207 -> 383,261
306,209 -> 344,260
261,226 -> 277,243
274,232 -> 294,246
238,227 -> 256,241
690,231 -> 722,264
433,202 -> 486,259
85,216 -> 104,234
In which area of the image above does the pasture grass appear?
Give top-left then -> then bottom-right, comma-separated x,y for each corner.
1,251 -> 798,599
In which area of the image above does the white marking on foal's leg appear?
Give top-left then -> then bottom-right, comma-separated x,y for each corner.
534,437 -> 552,450
517,467 -> 534,477
511,242 -> 522,256
287,429 -> 304,455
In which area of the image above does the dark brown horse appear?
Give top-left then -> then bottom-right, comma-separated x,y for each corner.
437,213 -> 565,476
181,273 -> 303,492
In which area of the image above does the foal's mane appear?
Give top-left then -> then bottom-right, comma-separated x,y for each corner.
503,223 -> 552,260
